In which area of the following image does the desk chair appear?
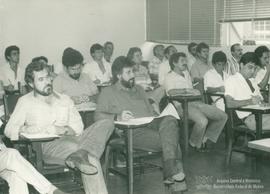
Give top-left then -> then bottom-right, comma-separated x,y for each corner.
224,99 -> 270,166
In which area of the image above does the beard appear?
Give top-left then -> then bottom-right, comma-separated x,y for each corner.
34,84 -> 53,96
121,78 -> 135,88
69,73 -> 80,80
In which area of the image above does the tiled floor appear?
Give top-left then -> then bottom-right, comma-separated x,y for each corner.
1,134 -> 270,194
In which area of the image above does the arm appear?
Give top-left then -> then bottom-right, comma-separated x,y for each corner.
225,95 -> 262,108
4,98 -> 27,140
258,69 -> 270,89
66,97 -> 84,135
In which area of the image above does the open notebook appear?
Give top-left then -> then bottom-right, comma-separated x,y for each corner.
115,103 -> 180,126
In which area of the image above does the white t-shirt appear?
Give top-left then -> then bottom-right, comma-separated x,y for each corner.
164,70 -> 193,93
158,60 -> 171,86
83,59 -> 111,84
204,68 -> 229,111
0,63 -> 25,89
224,72 -> 262,119
253,67 -> 270,85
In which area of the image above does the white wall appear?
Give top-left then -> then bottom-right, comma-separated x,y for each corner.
0,0 -> 146,72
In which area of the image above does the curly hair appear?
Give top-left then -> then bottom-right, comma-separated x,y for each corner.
25,61 -> 47,86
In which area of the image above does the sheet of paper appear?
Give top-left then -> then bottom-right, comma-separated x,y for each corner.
115,117 -> 155,126
158,103 -> 180,120
248,138 -> 270,152
20,133 -> 59,139
241,104 -> 270,110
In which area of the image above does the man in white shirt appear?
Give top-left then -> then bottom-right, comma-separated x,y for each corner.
0,136 -> 68,194
158,45 -> 177,85
83,43 -> 112,85
103,41 -> 114,63
164,52 -> 227,151
53,48 -> 98,127
225,52 -> 270,131
148,44 -> 165,80
204,51 -> 229,111
254,45 -> 270,89
0,45 -> 25,92
225,43 -> 242,75
187,42 -> 197,71
4,61 -> 114,194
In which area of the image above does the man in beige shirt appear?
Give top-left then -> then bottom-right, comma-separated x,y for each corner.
4,61 -> 114,194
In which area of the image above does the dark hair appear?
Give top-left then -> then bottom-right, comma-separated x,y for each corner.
25,61 -> 47,86
111,56 -> 134,83
212,51 -> 227,64
153,44 -> 164,56
254,45 -> 269,58
5,45 -> 20,61
230,43 -> 241,53
32,56 -> 48,63
239,52 -> 261,67
62,47 -> 84,67
164,45 -> 176,55
196,42 -> 209,53
126,47 -> 142,61
188,42 -> 197,53
169,52 -> 187,70
104,41 -> 113,48
90,43 -> 103,55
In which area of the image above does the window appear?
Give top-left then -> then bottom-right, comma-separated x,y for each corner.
146,0 -> 222,46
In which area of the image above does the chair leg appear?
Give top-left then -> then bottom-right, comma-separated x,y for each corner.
103,145 -> 112,183
226,138 -> 233,166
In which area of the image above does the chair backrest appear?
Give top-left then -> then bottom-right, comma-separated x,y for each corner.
3,94 -> 22,121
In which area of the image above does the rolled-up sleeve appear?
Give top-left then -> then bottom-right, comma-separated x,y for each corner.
67,97 -> 84,135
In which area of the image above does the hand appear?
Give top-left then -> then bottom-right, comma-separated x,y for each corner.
70,96 -> 82,105
5,84 -> 14,91
94,79 -> 101,85
20,125 -> 42,134
219,86 -> 225,92
119,110 -> 134,121
54,126 -> 68,135
251,95 -> 262,105
81,94 -> 90,103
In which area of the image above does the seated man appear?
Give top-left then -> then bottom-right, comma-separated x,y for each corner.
148,44 -> 165,80
83,43 -> 112,85
95,56 -> 185,187
0,136 -> 68,194
4,61 -> 114,194
190,42 -> 213,83
53,48 -> 98,127
0,45 -> 26,93
158,45 -> 177,86
253,46 -> 270,90
204,51 -> 229,111
164,52 -> 227,151
225,52 -> 270,131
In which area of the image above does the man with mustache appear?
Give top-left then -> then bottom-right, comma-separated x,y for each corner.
4,61 -> 114,194
95,56 -> 186,193
164,52 -> 227,152
53,48 -> 98,127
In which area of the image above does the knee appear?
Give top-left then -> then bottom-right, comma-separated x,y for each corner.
162,116 -> 178,126
195,117 -> 208,129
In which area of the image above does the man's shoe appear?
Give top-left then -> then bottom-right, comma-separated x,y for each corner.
164,172 -> 185,185
65,152 -> 98,175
